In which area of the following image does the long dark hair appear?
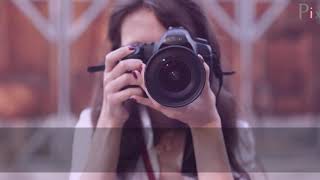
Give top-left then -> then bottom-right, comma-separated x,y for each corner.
90,0 -> 250,179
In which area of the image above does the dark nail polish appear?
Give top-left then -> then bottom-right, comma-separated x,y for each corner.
129,98 -> 137,103
128,46 -> 135,51
132,72 -> 138,79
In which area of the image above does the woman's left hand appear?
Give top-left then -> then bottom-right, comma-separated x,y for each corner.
130,55 -> 221,128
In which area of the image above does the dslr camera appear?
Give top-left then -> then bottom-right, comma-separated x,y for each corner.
88,27 -> 223,107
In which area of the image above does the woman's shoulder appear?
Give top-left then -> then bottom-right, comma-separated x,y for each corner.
76,108 -> 93,128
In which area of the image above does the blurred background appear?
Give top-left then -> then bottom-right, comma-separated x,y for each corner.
0,0 -> 319,179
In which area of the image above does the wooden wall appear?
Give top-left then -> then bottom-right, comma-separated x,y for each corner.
0,1 -> 109,120
254,2 -> 319,116
208,2 -> 320,117
0,1 -> 319,121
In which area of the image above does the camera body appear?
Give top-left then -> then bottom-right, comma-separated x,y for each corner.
123,27 -> 216,107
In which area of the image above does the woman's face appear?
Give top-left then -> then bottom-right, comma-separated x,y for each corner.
121,8 -> 166,46
120,8 -> 181,127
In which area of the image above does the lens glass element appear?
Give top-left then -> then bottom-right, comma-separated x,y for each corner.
144,46 -> 206,107
159,58 -> 191,92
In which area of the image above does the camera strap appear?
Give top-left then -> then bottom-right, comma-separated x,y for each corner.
222,71 -> 236,76
141,137 -> 156,180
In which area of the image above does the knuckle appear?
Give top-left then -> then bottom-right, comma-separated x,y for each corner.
125,73 -> 134,82
103,79 -> 108,87
104,74 -> 110,84
106,94 -> 114,101
123,75 -> 130,84
105,54 -> 111,65
104,55 -> 113,70
105,53 -> 109,60
118,60 -> 127,69
104,86 -> 111,95
105,51 -> 114,60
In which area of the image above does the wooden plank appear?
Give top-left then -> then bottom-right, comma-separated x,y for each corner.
70,1 -> 111,114
263,3 -> 314,115
8,1 -> 49,76
0,0 -> 9,76
0,2 -> 50,119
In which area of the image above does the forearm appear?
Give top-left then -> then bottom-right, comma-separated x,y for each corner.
190,117 -> 234,180
80,121 -> 123,180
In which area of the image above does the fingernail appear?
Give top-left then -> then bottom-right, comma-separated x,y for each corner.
129,97 -> 137,102
132,72 -> 138,79
128,46 -> 135,51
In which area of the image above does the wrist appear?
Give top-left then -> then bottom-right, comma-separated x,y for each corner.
188,108 -> 222,128
97,111 -> 126,128
98,119 -> 125,128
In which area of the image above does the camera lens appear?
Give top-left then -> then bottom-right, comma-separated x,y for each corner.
159,59 -> 191,92
145,46 -> 206,107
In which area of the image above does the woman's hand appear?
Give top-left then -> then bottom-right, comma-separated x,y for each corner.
97,46 -> 144,128
131,55 -> 221,128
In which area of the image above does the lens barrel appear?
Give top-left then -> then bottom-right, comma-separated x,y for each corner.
145,46 -> 206,107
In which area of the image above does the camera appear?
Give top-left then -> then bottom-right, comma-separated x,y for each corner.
88,27 -> 221,107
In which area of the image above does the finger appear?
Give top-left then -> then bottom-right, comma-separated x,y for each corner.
130,95 -> 159,110
104,46 -> 135,72
113,87 -> 144,104
107,59 -> 143,81
140,64 -> 149,94
198,54 -> 210,88
132,70 -> 144,86
105,73 -> 140,93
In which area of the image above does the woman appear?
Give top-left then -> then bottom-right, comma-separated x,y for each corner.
70,0 -> 251,180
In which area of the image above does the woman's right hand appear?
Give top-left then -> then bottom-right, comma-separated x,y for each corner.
97,46 -> 144,128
